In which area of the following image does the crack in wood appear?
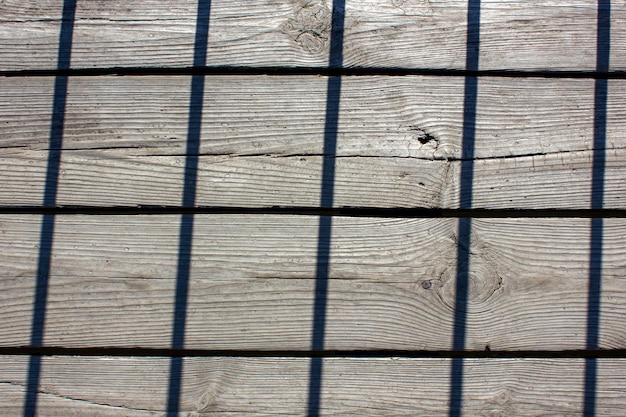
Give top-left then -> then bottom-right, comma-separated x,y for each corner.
126,147 -> 626,162
0,381 -> 157,413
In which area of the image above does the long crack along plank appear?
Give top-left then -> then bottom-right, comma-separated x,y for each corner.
0,0 -> 624,71
1,356 -> 625,415
1,215 -> 625,351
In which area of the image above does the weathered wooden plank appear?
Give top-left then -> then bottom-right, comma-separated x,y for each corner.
2,148 -> 625,209
1,215 -> 625,350
0,151 -> 451,208
2,76 -> 624,158
1,356 -> 625,415
0,0 -> 623,71
1,76 -> 624,208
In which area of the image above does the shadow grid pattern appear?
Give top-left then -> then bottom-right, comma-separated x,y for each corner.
19,1 -> 612,416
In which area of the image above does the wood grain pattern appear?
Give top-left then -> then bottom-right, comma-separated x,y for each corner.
2,148 -> 625,209
1,75 -> 624,209
0,0 -> 624,71
1,214 -> 624,350
1,2 -> 623,415
0,76 -> 626,159
1,355 -> 625,415
2,76 -> 625,159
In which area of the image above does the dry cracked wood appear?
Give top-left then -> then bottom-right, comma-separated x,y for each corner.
2,76 -> 624,158
1,76 -> 624,208
2,148 -> 625,209
2,2 -> 624,416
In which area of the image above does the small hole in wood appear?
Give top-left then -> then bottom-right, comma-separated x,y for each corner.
418,133 -> 437,145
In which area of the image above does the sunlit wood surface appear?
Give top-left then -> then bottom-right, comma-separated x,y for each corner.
0,0 -> 624,415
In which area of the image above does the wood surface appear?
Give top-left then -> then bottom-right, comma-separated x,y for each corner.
1,0 -> 624,415
2,148 -> 625,209
1,214 -> 624,350
2,76 -> 625,158
1,355 -> 626,416
1,75 -> 625,209
1,0 -> 624,71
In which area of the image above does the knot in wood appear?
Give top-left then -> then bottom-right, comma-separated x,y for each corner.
485,389 -> 514,417
280,1 -> 332,54
193,380 -> 220,412
434,257 -> 502,311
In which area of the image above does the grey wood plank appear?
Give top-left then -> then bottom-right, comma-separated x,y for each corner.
2,147 -> 625,209
1,76 -> 624,209
1,215 -> 624,350
0,150 -> 452,208
2,76 -> 623,159
1,355 -> 625,415
0,0 -> 623,71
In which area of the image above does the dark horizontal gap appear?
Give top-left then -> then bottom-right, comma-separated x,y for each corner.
1,206 -> 625,218
2,66 -> 626,79
1,346 -> 625,359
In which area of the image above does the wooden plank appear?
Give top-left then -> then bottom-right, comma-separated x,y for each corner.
0,356 -> 161,416
0,150 -> 452,208
1,76 -> 625,208
2,76 -> 624,158
1,215 -> 625,350
1,355 -> 625,415
2,148 -> 625,209
1,0 -> 624,71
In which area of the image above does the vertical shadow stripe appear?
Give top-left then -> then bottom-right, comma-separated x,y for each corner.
449,1 -> 480,416
24,1 -> 76,416
585,1 -> 610,416
167,1 -> 211,416
308,1 -> 345,415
